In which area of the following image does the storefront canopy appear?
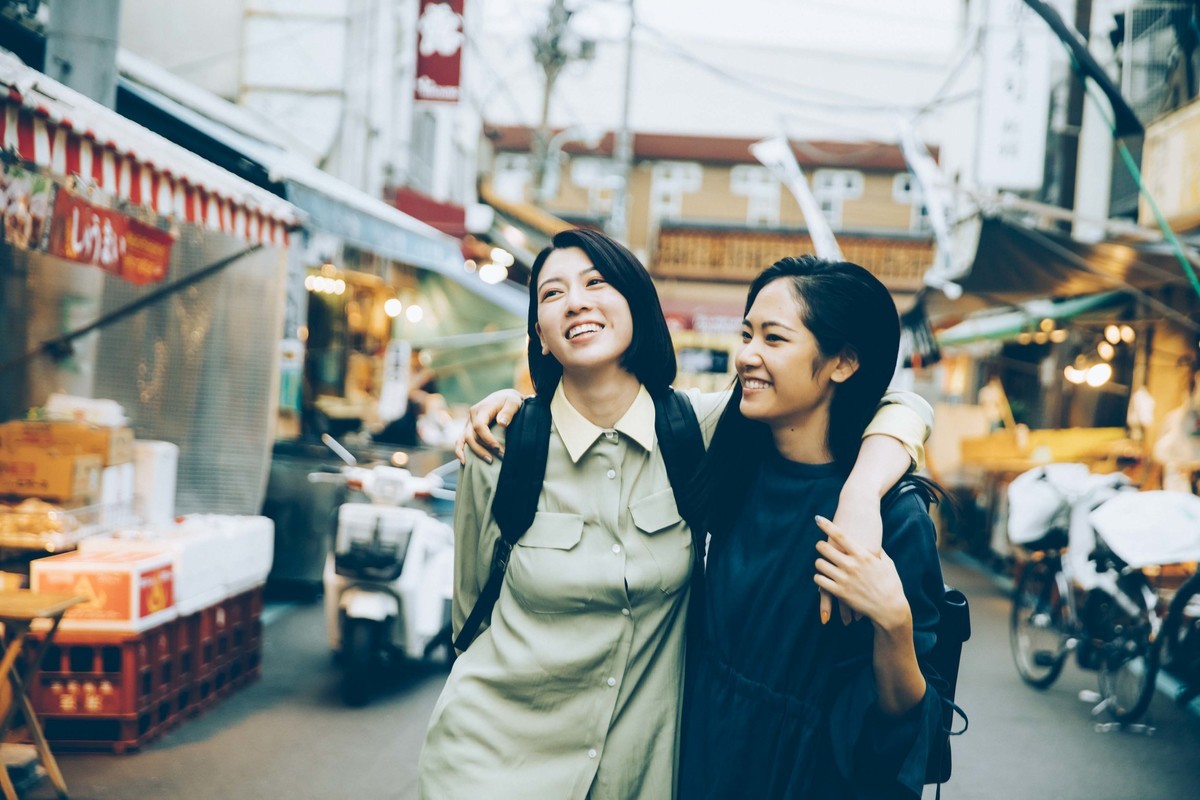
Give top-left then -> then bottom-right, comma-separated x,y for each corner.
0,50 -> 299,247
116,52 -> 526,317
954,214 -> 1197,303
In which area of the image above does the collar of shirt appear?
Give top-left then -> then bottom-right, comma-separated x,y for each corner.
550,383 -> 656,463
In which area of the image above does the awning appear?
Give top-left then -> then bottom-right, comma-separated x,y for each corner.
478,178 -> 573,267
0,50 -> 299,247
116,51 -> 527,316
954,215 -> 1197,302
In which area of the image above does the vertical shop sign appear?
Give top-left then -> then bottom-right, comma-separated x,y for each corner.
414,0 -> 465,103
977,0 -> 1052,190
46,190 -> 174,285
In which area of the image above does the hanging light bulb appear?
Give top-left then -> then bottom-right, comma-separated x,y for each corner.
1119,325 -> 1135,343
479,262 -> 509,284
384,298 -> 403,318
1085,362 -> 1113,387
1105,324 -> 1121,344
1064,365 -> 1087,384
1049,329 -> 1068,343
405,305 -> 424,323
1097,341 -> 1115,360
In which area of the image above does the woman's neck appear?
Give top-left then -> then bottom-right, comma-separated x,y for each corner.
561,369 -> 641,428
770,403 -> 833,464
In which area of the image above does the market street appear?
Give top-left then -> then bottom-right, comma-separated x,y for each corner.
20,556 -> 1200,800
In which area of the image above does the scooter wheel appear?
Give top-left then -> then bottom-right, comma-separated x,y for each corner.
342,617 -> 380,706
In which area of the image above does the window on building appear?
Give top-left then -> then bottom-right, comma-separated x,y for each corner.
893,171 -> 933,233
493,154 -> 531,202
650,161 -> 702,222
811,169 -> 862,229
570,157 -> 623,216
730,165 -> 781,227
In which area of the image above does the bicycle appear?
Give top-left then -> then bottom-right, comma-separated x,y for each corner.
1159,565 -> 1200,708
1007,466 -> 1163,724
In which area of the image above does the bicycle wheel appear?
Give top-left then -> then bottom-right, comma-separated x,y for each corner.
1010,558 -> 1069,689
1096,576 -> 1160,724
1162,571 -> 1200,682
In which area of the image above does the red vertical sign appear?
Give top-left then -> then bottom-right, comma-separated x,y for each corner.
414,0 -> 465,103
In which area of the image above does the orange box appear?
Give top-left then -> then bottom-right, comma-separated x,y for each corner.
31,549 -> 176,632
1,421 -> 134,465
0,448 -> 102,502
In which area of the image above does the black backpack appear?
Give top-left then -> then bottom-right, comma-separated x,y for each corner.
881,478 -> 971,790
453,388 -> 705,652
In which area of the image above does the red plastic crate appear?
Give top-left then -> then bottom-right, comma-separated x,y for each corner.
30,622 -> 176,718
39,687 -> 184,753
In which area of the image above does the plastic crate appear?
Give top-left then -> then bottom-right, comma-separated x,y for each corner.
39,687 -> 184,753
31,623 -> 175,718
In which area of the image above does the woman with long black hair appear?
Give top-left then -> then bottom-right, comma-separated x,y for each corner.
678,255 -> 944,799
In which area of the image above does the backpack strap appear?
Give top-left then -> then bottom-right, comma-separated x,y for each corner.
652,389 -> 706,552
453,397 -> 552,651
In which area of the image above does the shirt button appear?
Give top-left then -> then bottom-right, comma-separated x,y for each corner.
588,748 -> 598,759
612,544 -> 621,554
606,469 -> 616,479
621,608 -> 630,617
606,677 -> 617,687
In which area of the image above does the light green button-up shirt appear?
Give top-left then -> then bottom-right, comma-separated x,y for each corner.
418,385 -> 930,800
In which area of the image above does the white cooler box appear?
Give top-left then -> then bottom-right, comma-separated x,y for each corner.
178,514 -> 274,595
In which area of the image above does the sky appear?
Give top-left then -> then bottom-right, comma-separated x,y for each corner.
471,0 -> 974,143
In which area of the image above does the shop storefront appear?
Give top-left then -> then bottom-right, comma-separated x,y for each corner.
0,51 -> 300,516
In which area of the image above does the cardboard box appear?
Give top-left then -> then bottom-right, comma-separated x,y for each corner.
1,421 -> 135,465
0,448 -> 102,502
31,549 -> 176,632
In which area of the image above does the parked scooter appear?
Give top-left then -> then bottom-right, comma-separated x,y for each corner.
311,437 -> 457,706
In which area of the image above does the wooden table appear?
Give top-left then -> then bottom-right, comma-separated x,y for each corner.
0,591 -> 84,800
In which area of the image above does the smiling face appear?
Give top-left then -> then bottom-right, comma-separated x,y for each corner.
737,278 -> 858,435
534,246 -> 635,379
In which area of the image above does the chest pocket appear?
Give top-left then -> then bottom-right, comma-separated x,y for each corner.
629,489 -> 691,594
507,511 -> 586,614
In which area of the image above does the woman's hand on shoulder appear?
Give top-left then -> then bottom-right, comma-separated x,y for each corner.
454,389 -> 527,464
812,515 -> 912,635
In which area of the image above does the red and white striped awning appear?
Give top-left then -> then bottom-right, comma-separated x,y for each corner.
0,52 -> 299,247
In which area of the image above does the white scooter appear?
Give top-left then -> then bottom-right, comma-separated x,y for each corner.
312,439 -> 457,706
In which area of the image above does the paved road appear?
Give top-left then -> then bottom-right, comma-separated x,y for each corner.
24,556 -> 1200,799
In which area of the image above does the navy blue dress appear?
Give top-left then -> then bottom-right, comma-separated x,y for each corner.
678,454 -> 944,799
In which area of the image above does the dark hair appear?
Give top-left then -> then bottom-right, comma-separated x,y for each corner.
688,255 -> 901,534
525,228 -> 676,398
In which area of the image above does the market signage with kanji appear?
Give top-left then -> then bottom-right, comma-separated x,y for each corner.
414,0 -> 465,103
46,190 -> 174,285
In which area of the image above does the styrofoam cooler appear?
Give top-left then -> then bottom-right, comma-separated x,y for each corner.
133,440 -> 178,526
81,524 -> 228,615
177,515 -> 275,595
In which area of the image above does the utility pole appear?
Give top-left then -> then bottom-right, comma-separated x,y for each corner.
45,0 -> 121,108
606,0 -> 635,245
531,0 -> 575,203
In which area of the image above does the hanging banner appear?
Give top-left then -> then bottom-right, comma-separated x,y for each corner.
414,0 -> 466,103
977,0 -> 1052,190
46,190 -> 174,285
750,136 -> 844,261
